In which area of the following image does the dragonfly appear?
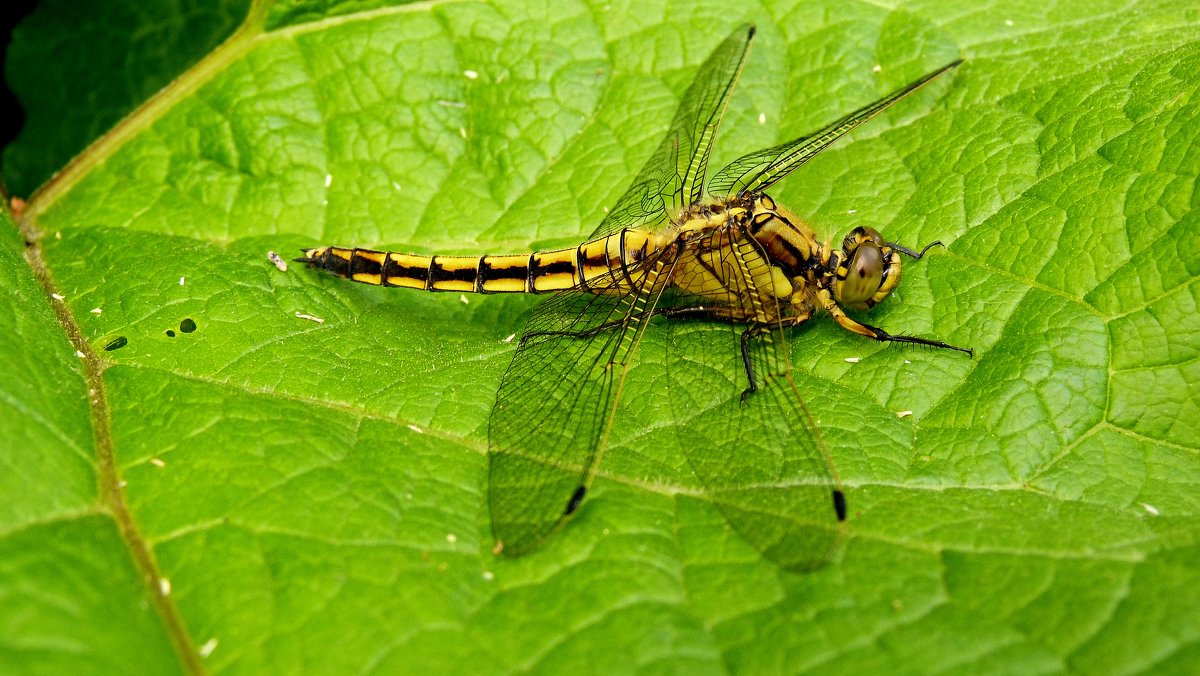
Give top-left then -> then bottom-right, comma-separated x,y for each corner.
298,25 -> 971,571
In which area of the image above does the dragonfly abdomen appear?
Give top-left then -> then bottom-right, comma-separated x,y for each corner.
300,230 -> 662,294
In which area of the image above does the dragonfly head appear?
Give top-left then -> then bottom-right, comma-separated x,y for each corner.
831,226 -> 903,311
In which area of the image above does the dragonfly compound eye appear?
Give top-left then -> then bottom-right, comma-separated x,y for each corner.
838,239 -> 884,306
841,226 -> 884,251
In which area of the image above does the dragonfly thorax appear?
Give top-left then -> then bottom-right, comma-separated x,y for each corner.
718,193 -> 906,314
673,193 -> 757,234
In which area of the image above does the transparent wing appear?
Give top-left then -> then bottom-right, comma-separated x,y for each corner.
588,24 -> 755,240
709,61 -> 961,197
488,25 -> 757,555
488,246 -> 680,554
663,230 -> 847,571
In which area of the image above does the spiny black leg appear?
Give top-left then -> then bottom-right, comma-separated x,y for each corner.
863,321 -> 973,357
739,325 -> 766,403
657,306 -> 767,401
522,319 -> 628,344
523,305 -> 737,346
656,307 -> 727,321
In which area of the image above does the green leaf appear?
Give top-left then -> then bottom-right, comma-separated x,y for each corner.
4,1 -> 1199,673
2,0 -> 251,197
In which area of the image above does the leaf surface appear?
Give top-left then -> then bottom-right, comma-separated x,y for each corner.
3,1 -> 1199,673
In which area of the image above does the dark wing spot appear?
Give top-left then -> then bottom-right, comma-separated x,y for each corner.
564,485 -> 587,516
833,489 -> 847,521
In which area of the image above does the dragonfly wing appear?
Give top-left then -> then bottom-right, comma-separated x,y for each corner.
665,231 -> 846,571
488,246 -> 680,555
589,24 -> 755,240
708,61 -> 960,197
489,25 -> 756,556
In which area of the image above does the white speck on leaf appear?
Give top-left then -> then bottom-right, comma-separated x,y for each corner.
407,424 -> 424,434
503,333 -> 516,343
150,458 -> 166,468
464,69 -> 478,79
199,638 -> 218,658
758,112 -> 766,124
179,276 -> 185,286
896,410 -> 914,418
872,64 -> 882,73
159,578 -> 171,596
844,357 -> 860,363
74,350 -> 85,358
268,251 -> 288,272
1142,503 -> 1160,516
460,294 -> 470,304
295,312 -> 325,324
90,307 -> 102,315
51,293 -> 65,300
446,533 -> 457,543
324,173 -> 332,188
459,127 -> 468,139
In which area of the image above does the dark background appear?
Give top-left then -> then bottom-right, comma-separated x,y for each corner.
0,0 -> 36,186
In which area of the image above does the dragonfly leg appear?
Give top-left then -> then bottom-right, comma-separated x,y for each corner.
738,325 -> 770,402
652,306 -> 770,401
656,306 -> 752,321
522,303 -> 746,346
816,288 -> 973,356
889,240 -> 943,260
737,302 -> 816,402
521,318 -> 628,345
522,299 -> 763,353
657,306 -> 817,402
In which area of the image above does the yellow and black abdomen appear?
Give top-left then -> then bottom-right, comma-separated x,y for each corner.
299,230 -> 661,294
